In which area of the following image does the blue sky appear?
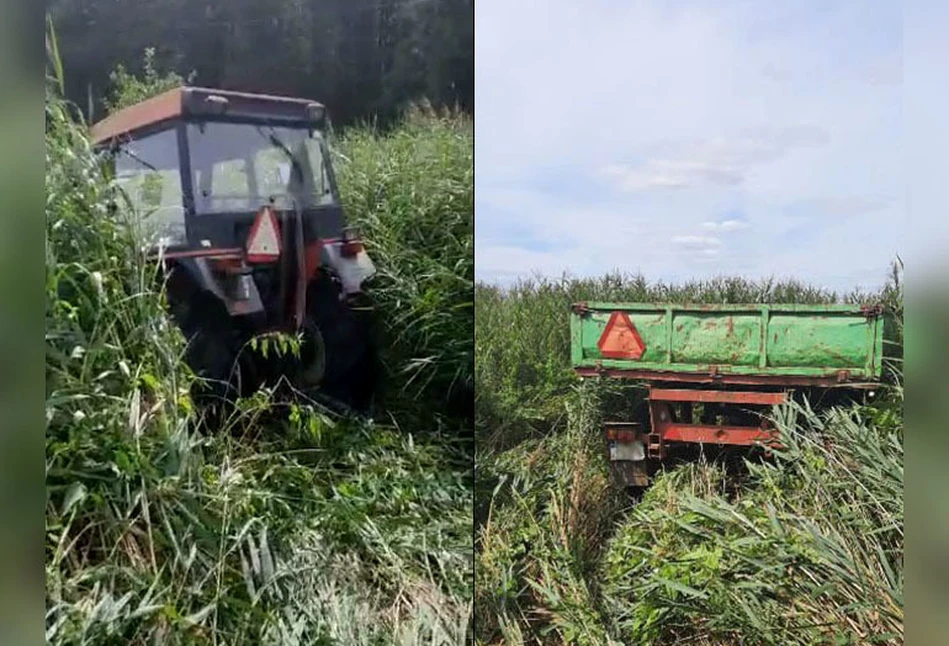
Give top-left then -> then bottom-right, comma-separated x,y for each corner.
475,1 -> 921,293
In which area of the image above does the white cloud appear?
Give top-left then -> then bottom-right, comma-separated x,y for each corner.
701,219 -> 749,232
600,160 -> 742,191
475,1 -> 906,291
599,126 -> 830,193
672,235 -> 721,249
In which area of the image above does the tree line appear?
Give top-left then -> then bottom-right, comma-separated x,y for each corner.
48,0 -> 473,126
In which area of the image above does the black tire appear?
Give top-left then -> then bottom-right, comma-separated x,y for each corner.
176,293 -> 243,405
301,277 -> 380,413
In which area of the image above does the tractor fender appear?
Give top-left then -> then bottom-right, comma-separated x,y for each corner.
166,257 -> 264,318
163,258 -> 219,322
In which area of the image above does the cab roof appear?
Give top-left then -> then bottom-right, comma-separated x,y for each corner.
90,86 -> 326,146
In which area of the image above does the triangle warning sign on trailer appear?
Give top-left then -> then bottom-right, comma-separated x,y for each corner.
246,207 -> 282,262
597,311 -> 646,360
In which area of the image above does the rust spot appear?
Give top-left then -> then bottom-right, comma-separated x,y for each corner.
727,316 -> 735,336
676,324 -> 684,332
730,352 -> 739,362
773,333 -> 778,343
91,87 -> 183,144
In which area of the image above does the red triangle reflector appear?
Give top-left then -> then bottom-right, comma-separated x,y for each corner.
246,206 -> 282,262
597,311 -> 646,360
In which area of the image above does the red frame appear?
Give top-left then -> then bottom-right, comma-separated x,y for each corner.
575,367 -> 870,388
648,389 -> 787,405
645,387 -> 782,458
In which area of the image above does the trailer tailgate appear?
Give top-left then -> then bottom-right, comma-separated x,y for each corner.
570,302 -> 886,385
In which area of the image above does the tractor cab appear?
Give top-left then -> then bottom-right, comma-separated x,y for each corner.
91,87 -> 378,409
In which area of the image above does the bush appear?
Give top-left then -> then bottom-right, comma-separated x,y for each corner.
103,47 -> 194,114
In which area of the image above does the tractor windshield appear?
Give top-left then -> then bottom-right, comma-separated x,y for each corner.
186,122 -> 336,215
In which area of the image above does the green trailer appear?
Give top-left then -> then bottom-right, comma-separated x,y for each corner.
569,301 -> 893,487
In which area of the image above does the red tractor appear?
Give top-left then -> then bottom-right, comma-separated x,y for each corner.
91,87 -> 379,411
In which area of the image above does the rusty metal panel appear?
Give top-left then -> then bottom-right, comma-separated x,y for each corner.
659,423 -> 778,446
90,86 -> 327,146
672,312 -> 762,366
90,88 -> 183,145
767,313 -> 869,369
571,302 -> 888,383
648,388 -> 787,405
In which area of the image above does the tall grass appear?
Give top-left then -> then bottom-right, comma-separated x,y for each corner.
335,103 -> 474,430
474,270 -> 903,645
475,381 -> 621,646
601,399 -> 903,645
46,40 -> 473,644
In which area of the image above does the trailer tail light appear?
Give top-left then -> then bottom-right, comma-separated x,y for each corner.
605,428 -> 639,443
341,240 -> 364,258
246,206 -> 282,263
604,423 -> 646,461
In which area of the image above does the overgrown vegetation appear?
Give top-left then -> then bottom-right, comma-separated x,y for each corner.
475,271 -> 903,645
335,101 -> 474,427
45,38 -> 473,645
103,47 -> 194,114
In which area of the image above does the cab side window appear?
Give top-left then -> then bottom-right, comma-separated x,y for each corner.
114,128 -> 186,243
